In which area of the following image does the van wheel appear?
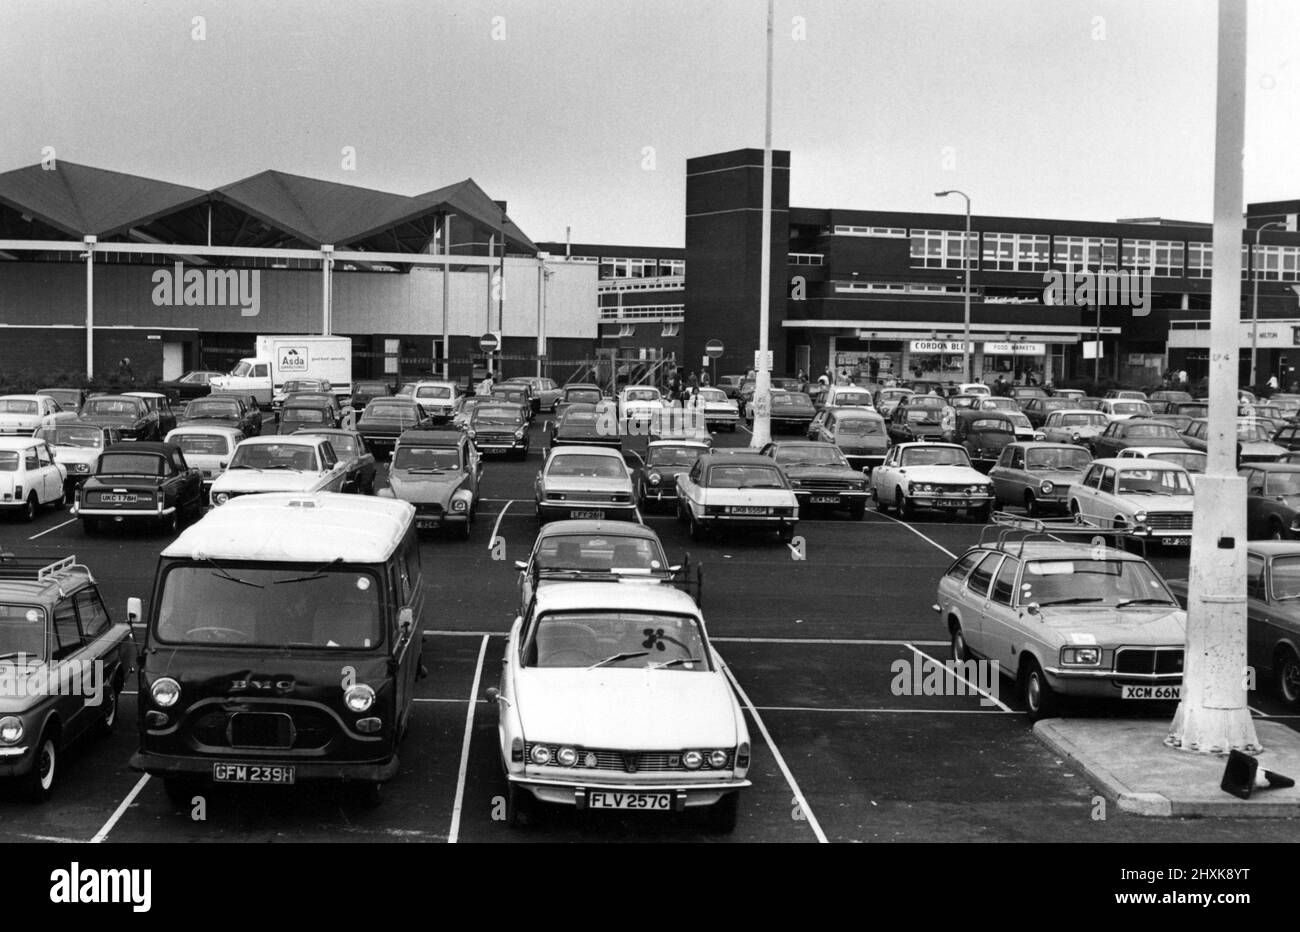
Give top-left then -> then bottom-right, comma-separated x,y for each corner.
19,493 -> 37,523
23,730 -> 57,802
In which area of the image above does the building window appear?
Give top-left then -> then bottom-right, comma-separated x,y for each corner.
910,229 -> 978,270
1252,245 -> 1300,282
1122,238 -> 1185,277
833,225 -> 908,238
617,323 -> 635,337
1052,235 -> 1118,273
661,322 -> 680,337
656,259 -> 685,277
599,304 -> 685,321
788,253 -> 825,265
981,232 -> 1051,272
1187,243 -> 1253,279
599,257 -> 660,279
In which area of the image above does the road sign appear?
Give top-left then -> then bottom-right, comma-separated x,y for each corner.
705,339 -> 724,359
479,332 -> 500,352
754,349 -> 773,371
702,356 -> 711,368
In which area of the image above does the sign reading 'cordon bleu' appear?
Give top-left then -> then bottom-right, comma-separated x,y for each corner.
151,262 -> 261,317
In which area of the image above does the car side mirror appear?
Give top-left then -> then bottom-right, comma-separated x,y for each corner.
398,606 -> 414,639
1025,602 -> 1041,616
126,596 -> 142,623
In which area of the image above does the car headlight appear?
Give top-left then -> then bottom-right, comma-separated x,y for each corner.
344,684 -> 375,713
151,677 -> 181,708
466,429 -> 476,438
647,472 -> 661,484
213,491 -> 230,505
556,746 -> 578,767
530,744 -> 552,765
913,483 -> 932,493
1133,510 -> 1148,524
1061,647 -> 1101,666
1040,481 -> 1054,494
451,498 -> 467,512
514,428 -> 525,439
789,479 -> 803,489
1071,432 -> 1081,442
683,750 -> 704,770
708,749 -> 729,769
0,716 -> 23,745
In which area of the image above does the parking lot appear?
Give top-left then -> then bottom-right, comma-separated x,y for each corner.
4,419 -> 1300,844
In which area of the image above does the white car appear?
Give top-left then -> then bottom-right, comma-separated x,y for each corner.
691,388 -> 740,432
411,380 -> 459,422
1041,409 -> 1109,445
33,423 -> 121,495
1003,410 -> 1042,442
0,394 -> 74,435
1067,457 -> 1195,546
0,436 -> 67,520
1116,446 -> 1207,477
208,435 -> 349,506
618,385 -> 664,434
1098,399 -> 1153,422
165,425 -> 246,493
870,442 -> 995,520
534,445 -> 637,524
675,450 -> 799,543
486,581 -> 751,831
959,382 -> 992,397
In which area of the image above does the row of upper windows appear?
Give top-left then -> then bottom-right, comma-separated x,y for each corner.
567,255 -> 686,279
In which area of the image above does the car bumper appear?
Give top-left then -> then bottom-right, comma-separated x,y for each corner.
845,454 -> 887,471
794,490 -> 869,507
72,504 -> 175,518
509,773 -> 751,810
1042,668 -> 1183,700
639,486 -> 679,503
701,515 -> 797,530
129,750 -> 401,783
538,501 -> 638,521
909,494 -> 994,511
0,744 -> 37,777
413,511 -> 470,529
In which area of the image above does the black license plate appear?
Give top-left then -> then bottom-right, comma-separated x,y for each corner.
810,495 -> 840,504
213,763 -> 296,784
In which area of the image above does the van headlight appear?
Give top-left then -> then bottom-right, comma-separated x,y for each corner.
344,684 -> 375,712
1040,481 -> 1054,494
0,716 -> 23,745
151,677 -> 181,708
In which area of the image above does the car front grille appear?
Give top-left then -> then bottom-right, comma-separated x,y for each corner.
1143,513 -> 1193,531
1114,647 -> 1185,675
525,743 -> 732,773
415,502 -> 444,515
934,484 -> 986,494
799,480 -> 857,491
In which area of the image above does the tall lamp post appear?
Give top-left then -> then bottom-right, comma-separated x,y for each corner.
442,212 -> 456,380
749,0 -> 776,448
935,190 -> 972,382
1251,221 -> 1286,389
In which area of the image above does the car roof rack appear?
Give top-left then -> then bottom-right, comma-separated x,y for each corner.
530,553 -> 704,608
978,512 -> 1146,558
0,553 -> 84,580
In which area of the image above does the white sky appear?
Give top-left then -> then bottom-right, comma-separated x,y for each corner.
1,0 -> 1296,246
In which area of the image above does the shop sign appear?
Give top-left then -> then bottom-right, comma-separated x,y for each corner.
982,342 -> 1045,355
910,340 -> 968,353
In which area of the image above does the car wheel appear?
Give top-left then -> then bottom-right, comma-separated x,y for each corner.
705,791 -> 740,834
849,499 -> 866,520
164,777 -> 199,808
1069,500 -> 1082,522
536,505 -> 547,527
161,510 -> 179,535
1024,491 -> 1040,518
459,509 -> 473,541
51,487 -> 65,509
778,525 -> 795,544
676,498 -> 689,524
1022,659 -> 1058,721
971,503 -> 993,523
896,490 -> 914,520
22,730 -> 57,802
689,512 -> 707,542
951,622 -> 970,663
19,493 -> 37,523
95,682 -> 119,737
1275,649 -> 1300,708
506,781 -> 532,828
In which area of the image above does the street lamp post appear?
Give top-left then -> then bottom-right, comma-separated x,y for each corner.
1251,221 -> 1286,389
442,212 -> 456,380
935,191 -> 972,382
749,0 -> 776,448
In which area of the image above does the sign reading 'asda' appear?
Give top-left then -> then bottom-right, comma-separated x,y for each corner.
151,262 -> 261,317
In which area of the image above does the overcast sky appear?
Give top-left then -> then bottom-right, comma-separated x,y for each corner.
1,0 -> 1296,246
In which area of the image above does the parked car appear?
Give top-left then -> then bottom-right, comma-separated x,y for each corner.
271,377 -> 333,415
1240,463 -> 1300,540
1150,414 -> 1194,435
1115,447 -> 1207,476
760,440 -> 869,519
535,445 -> 636,525
514,519 -> 677,614
948,409 -> 1018,471
947,394 -> 983,411
887,395 -> 950,443
73,442 -> 203,534
0,436 -> 67,521
350,379 -> 393,412
1149,390 -> 1193,407
468,403 -> 530,459
77,394 -> 159,441
382,429 -> 481,538
691,388 -> 740,432
1041,409 -> 1109,446
617,385 -> 665,435
206,391 -> 264,434
278,399 -> 339,434
207,435 -> 350,506
1008,386 -> 1049,406
0,553 -> 136,800
485,579 -> 749,830
1067,458 -> 1195,547
1183,418 -> 1287,463
35,387 -> 89,415
403,380 -> 457,423
1049,388 -> 1087,401
716,375 -> 746,399
292,427 -> 377,495
357,398 -> 432,457
1103,389 -> 1149,401
164,425 -> 245,494
0,395 -> 75,436
451,395 -> 487,431
547,403 -> 621,451
123,392 -> 179,435
763,390 -> 817,433
555,383 -> 606,417
807,407 -> 889,470
490,385 -> 535,423
1098,399 -> 1153,421
633,440 -> 710,510
1021,396 -> 1078,428
156,370 -> 225,403
979,396 -> 1021,413
1176,402 -> 1209,419
988,441 -> 1092,516
1089,418 -> 1188,459
676,451 -> 798,543
873,387 -> 914,418
34,422 -> 122,497
935,533 -> 1185,720
871,442 -> 995,520
178,395 -> 261,437
280,391 -> 346,428
501,376 -> 561,413
817,385 -> 875,412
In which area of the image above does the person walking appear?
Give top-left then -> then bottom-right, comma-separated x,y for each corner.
477,372 -> 494,397
117,357 -> 135,384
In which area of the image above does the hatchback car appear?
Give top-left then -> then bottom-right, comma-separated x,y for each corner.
871,442 -> 995,520
948,410 -> 1017,470
888,395 -> 951,444
1040,409 -> 1108,446
411,381 -> 460,423
77,395 -> 160,441
382,429 -> 481,538
633,440 -> 710,510
35,388 -> 89,416
535,446 -> 636,525
0,436 -> 67,521
468,403 -> 530,459
178,396 -> 261,437
675,451 -> 798,543
208,435 -> 350,506
988,442 -> 1092,516
0,395 -> 74,436
501,377 -> 561,413
1241,463 -> 1300,540
278,400 -> 338,434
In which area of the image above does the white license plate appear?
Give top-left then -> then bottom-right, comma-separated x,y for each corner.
571,510 -> 605,520
1159,536 -> 1189,546
212,763 -> 296,784
1122,685 -> 1181,700
587,790 -> 673,811
731,506 -> 768,515
810,496 -> 840,504
101,493 -> 138,504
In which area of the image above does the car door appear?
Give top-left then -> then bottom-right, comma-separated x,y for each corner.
74,586 -> 126,716
873,446 -> 899,500
1242,468 -> 1266,536
961,552 -> 1003,658
980,554 -> 1022,668
392,539 -> 424,732
171,447 -> 201,510
679,459 -> 704,516
35,442 -> 60,503
989,446 -> 1021,505
1246,553 -> 1278,680
318,442 -> 346,491
1071,464 -> 1104,522
50,595 -> 95,741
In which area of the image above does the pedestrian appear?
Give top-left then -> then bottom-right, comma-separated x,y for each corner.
1269,374 -> 1280,391
796,368 -> 806,382
117,357 -> 135,384
687,370 -> 699,391
478,371 -> 494,397
700,369 -> 711,388
817,370 -> 830,387
940,402 -> 956,440
1177,369 -> 1189,387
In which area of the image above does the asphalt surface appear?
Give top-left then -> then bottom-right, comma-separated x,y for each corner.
3,419 -> 1300,843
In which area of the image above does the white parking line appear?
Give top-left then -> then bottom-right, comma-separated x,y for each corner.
90,774 -> 151,843
755,705 -> 1014,714
718,654 -> 827,843
906,643 -> 1015,713
448,634 -> 489,844
713,636 -> 947,646
488,500 -> 514,549
29,517 -> 76,540
867,509 -> 957,559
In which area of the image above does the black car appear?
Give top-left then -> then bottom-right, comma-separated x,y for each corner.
547,403 -> 621,450
555,383 -> 605,417
36,387 -> 89,415
77,395 -> 160,441
759,440 -> 869,519
352,379 -> 394,412
73,442 -> 204,534
468,403 -> 530,459
948,409 -> 1017,472
206,392 -> 265,435
178,396 -> 261,437
357,398 -> 431,456
155,370 -> 225,404
633,439 -> 711,510
888,396 -> 949,443
278,399 -> 339,434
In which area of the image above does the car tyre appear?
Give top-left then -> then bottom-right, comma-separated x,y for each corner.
951,623 -> 970,664
95,682 -> 119,737
689,511 -> 707,542
896,489 -> 914,520
506,781 -> 532,828
1024,491 -> 1040,518
23,730 -> 57,803
459,509 -> 473,541
161,510 -> 180,535
19,493 -> 37,523
971,503 -> 993,523
676,498 -> 689,524
1275,648 -> 1300,708
1269,518 -> 1287,541
1023,659 -> 1058,721
705,791 -> 740,834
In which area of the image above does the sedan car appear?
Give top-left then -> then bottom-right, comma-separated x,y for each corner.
486,581 -> 750,830
1021,397 -> 1078,428
514,519 -> 676,614
0,395 -> 74,436
1240,463 -> 1300,540
34,422 -> 122,497
760,440 -> 869,519
807,407 -> 889,470
207,435 -> 349,506
72,441 -> 203,534
618,386 -> 665,435
555,383 -> 606,417
873,387 -> 914,418
451,395 -> 486,430
936,536 -> 1186,720
870,442 -> 995,520
502,376 -> 561,413
675,451 -> 798,543
469,403 -> 530,459
0,436 -> 66,521
763,390 -> 816,432
633,440 -> 710,510
156,370 -> 225,403
164,425 -> 244,493
77,395 -> 159,441
546,403 -> 621,451
178,396 -> 261,437
1183,418 -> 1287,463
123,392 -> 178,435
1040,409 -> 1109,446
205,391 -> 264,435
691,388 -> 740,432
357,398 -> 432,457
278,399 -> 338,434
1115,447 -> 1207,477
491,385 -> 535,422
1067,458 -> 1195,547
271,377 -> 333,414
535,445 -> 636,525
351,379 -> 393,412
1089,418 -> 1188,459
382,429 -> 481,538
716,375 -> 746,399
36,387 -> 89,415
887,395 -> 950,443
1098,399 -> 1154,421
292,427 -> 377,495
988,442 -> 1092,516
411,380 -> 460,423
948,410 -> 1018,472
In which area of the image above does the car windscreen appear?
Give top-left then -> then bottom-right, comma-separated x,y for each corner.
473,407 -> 524,426
1020,558 -> 1176,608
624,390 -> 659,402
775,445 -> 847,467
648,446 -> 704,467
705,464 -> 784,489
0,452 -> 18,472
535,534 -> 666,572
1112,402 -> 1151,415
1237,422 -> 1272,442
561,411 -> 598,427
525,611 -> 705,671
1006,412 -> 1032,428
83,399 -> 142,417
780,392 -> 812,405
981,398 -> 1016,409
318,434 -> 356,456
836,417 -> 882,435
1116,468 -> 1193,495
1026,448 -> 1092,471
905,409 -> 937,422
1059,413 -> 1106,426
365,403 -> 416,421
835,392 -> 870,406
155,565 -> 382,649
698,390 -> 728,403
0,399 -> 38,414
900,448 -> 970,467
184,401 -> 239,419
38,426 -> 104,447
355,381 -> 389,394
393,446 -> 461,471
565,389 -> 601,404
229,443 -> 318,471
1144,452 -> 1204,472
1265,472 -> 1300,496
97,453 -> 165,476
416,386 -> 452,399
970,418 -> 1014,433
171,434 -> 230,456
547,454 -> 625,479
283,407 -> 327,423
0,604 -> 47,659
1127,424 -> 1180,440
